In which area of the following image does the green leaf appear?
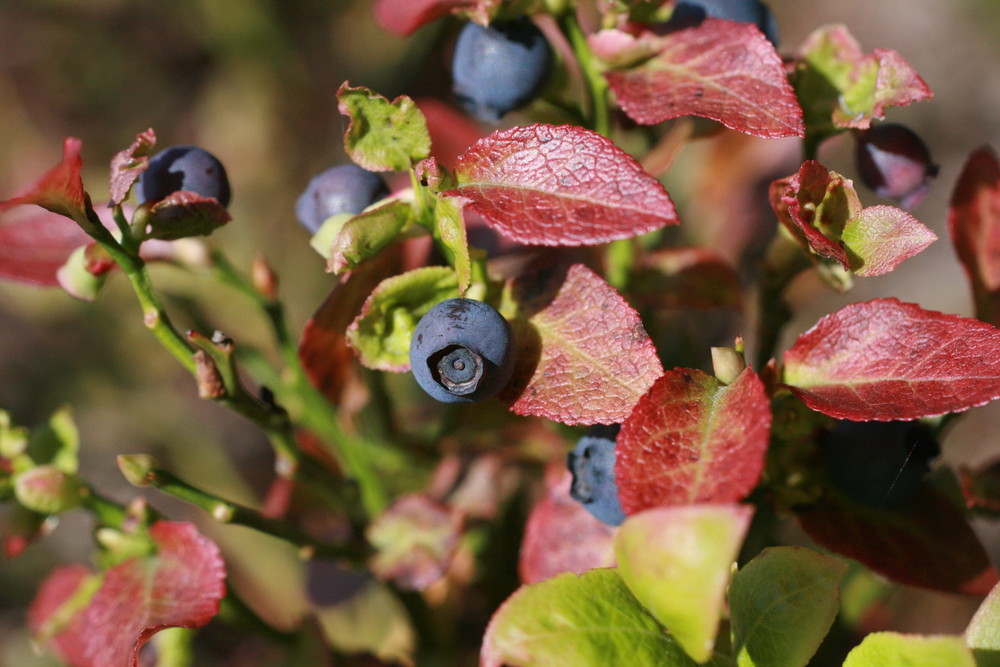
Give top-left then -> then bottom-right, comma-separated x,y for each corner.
843,632 -> 975,667
328,200 -> 414,274
315,579 -> 416,666
481,568 -> 715,667
432,196 -> 471,295
337,83 -> 431,172
729,546 -> 847,667
967,581 -> 1000,666
346,266 -> 459,371
27,407 -> 79,474
614,504 -> 754,663
841,205 -> 936,277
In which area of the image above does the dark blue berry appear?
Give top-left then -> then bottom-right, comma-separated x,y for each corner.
451,17 -> 553,123
409,298 -> 515,403
295,164 -> 390,234
138,145 -> 231,207
821,420 -> 939,508
855,123 -> 938,210
567,425 -> 625,526
672,0 -> 779,46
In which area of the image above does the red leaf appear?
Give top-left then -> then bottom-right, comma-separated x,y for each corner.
770,161 -> 858,269
109,129 -> 156,205
798,487 -> 998,595
0,210 -> 92,286
843,205 -> 937,277
144,190 -> 231,240
616,367 -> 771,514
948,146 -> 1000,325
29,521 -> 226,667
366,494 -> 464,591
500,264 -> 664,425
446,124 -> 677,246
373,0 -> 472,36
784,298 -> 1000,421
601,20 -> 804,139
299,247 -> 403,406
519,469 -> 617,584
0,138 -> 89,223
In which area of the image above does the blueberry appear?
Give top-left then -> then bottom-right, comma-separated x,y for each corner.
409,298 -> 515,403
451,17 -> 553,123
855,123 -> 939,209
295,164 -> 390,234
567,425 -> 625,526
671,0 -> 779,45
137,145 -> 231,207
821,420 -> 939,508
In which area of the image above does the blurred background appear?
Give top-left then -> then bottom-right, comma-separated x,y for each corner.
0,0 -> 998,664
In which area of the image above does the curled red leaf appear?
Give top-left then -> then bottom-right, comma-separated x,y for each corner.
616,367 -> 771,514
783,298 -> 1000,421
447,124 -> 677,246
0,138 -> 89,224
109,129 -> 156,205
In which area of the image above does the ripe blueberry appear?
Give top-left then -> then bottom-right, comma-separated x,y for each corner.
451,17 -> 553,123
821,419 -> 939,508
567,425 -> 625,526
409,298 -> 515,403
137,145 -> 231,207
295,164 -> 390,234
855,123 -> 939,209
671,0 -> 779,45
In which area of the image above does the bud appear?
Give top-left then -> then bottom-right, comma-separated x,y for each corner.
117,454 -> 159,487
251,253 -> 279,301
14,465 -> 82,515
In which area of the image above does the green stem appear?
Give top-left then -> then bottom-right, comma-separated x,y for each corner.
754,234 -> 813,370
141,465 -> 369,561
560,12 -> 610,137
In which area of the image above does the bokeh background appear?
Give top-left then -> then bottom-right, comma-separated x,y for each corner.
0,0 -> 998,664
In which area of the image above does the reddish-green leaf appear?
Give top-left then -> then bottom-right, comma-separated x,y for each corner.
959,460 -> 1000,515
798,487 -> 998,595
966,579 -> 1000,654
29,521 -> 226,667
842,204 -> 937,277
0,210 -> 92,286
601,20 -> 804,139
500,263 -> 663,425
373,0 -> 473,36
109,129 -> 155,205
519,469 -> 617,584
793,24 -> 931,136
0,138 -> 89,225
615,367 -> 771,514
783,298 -> 1000,421
948,146 -> 1000,325
366,494 -> 464,591
143,190 -> 230,240
446,124 -> 677,246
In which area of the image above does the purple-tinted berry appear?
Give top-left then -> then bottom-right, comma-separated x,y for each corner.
138,145 -> 231,207
672,0 -> 779,45
409,298 -> 515,403
567,425 -> 625,526
451,17 -> 553,123
295,164 -> 390,234
855,123 -> 939,209
821,419 -> 939,508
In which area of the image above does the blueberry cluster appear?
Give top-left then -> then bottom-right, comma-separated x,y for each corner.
409,298 -> 515,403
451,16 -> 553,123
138,145 -> 231,207
295,164 -> 390,233
567,425 -> 625,526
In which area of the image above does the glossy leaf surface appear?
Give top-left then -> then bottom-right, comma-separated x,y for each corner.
784,298 -> 1000,421
447,124 -> 677,246
500,263 -> 663,425
616,367 -> 771,514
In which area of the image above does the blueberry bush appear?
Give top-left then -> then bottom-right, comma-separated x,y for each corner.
1,1 -> 1000,665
